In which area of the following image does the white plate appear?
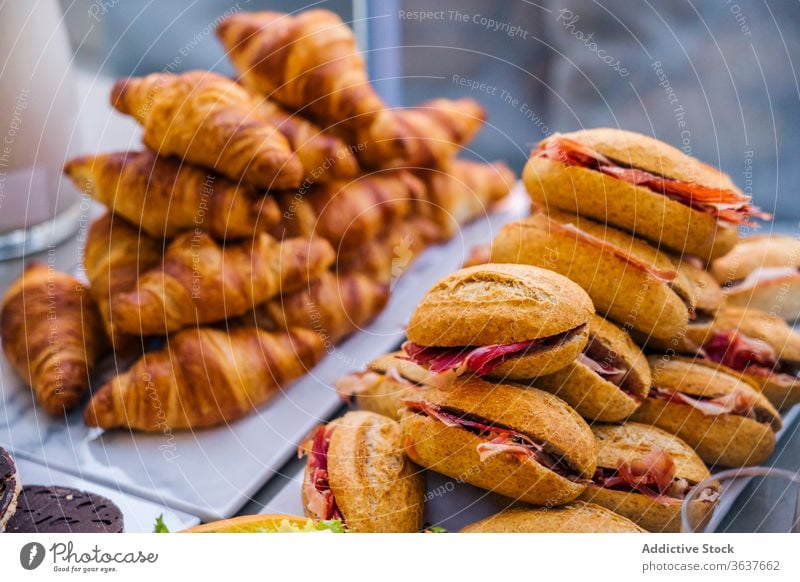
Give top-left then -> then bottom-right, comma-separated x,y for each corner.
0,186 -> 530,521
9,454 -> 199,533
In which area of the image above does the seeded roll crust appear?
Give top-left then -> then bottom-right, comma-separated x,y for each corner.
579,423 -> 718,532
461,501 -> 645,533
491,209 -> 692,341
400,378 -> 596,506
631,356 -> 780,467
524,129 -> 751,260
405,264 -> 594,379
531,315 -> 651,422
300,411 -> 424,533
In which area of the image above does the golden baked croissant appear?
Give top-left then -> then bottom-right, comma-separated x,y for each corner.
65,150 -> 280,240
256,100 -> 359,181
111,233 -> 335,335
251,272 -> 389,343
111,71 -> 303,188
1,263 -> 105,415
84,212 -> 163,355
274,171 -> 425,255
216,10 -> 385,134
357,99 -> 486,169
84,326 -> 324,431
337,216 -> 443,283
417,160 -> 515,236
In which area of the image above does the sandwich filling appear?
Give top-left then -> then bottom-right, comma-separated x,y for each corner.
649,386 -> 773,423
591,448 -> 719,504
534,136 -> 768,226
403,399 -> 581,480
578,337 -> 644,401
402,324 -> 586,377
335,367 -> 423,403
701,331 -> 800,382
300,426 -> 344,523
723,266 -> 800,291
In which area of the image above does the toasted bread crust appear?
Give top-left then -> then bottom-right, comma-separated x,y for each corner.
461,501 -> 645,533
579,485 -> 713,533
401,412 -> 586,505
323,411 -> 425,532
406,378 -> 597,475
524,154 -> 738,261
407,263 -> 593,347
675,258 -> 724,315
491,211 -> 688,341
711,235 -> 800,283
486,324 -> 589,379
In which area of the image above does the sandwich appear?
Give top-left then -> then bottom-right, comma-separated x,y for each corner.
400,378 -> 597,506
681,307 -> 800,410
523,129 -> 768,261
182,514 -> 345,533
711,235 -> 800,321
490,208 -> 697,341
675,255 -> 724,321
580,423 -> 719,532
299,411 -> 425,533
631,356 -> 781,467
461,501 -> 645,533
531,315 -> 651,422
336,352 -> 431,421
0,447 -> 20,532
403,264 -> 594,381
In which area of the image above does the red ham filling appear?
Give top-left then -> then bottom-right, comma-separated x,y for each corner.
402,325 -> 583,377
592,448 -> 718,504
650,386 -> 767,422
702,330 -> 800,382
300,426 -> 343,522
403,399 -> 579,479
535,136 -> 769,227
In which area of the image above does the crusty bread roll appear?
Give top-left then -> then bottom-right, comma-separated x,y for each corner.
461,501 -> 645,533
300,411 -> 424,533
400,378 -> 596,506
580,423 -> 718,532
631,356 -> 780,467
531,315 -> 650,422
405,263 -> 594,380
523,129 -> 762,260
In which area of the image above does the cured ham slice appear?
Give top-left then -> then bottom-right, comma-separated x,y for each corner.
703,331 -> 777,374
651,387 -> 756,419
300,426 -> 343,522
402,339 -> 537,376
535,136 -> 769,226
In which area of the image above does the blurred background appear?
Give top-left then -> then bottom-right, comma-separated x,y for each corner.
59,0 -> 800,218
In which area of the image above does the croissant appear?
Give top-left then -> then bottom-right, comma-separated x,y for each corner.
84,213 -> 163,354
216,10 -> 385,134
84,326 -> 324,431
417,160 -> 515,236
111,71 -> 303,188
111,233 -> 335,335
256,100 -> 359,181
251,272 -> 389,343
357,99 -> 486,169
274,171 -> 424,255
337,216 -> 443,283
65,150 -> 280,240
1,263 -> 105,415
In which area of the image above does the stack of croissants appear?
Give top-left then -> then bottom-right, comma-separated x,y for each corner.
0,9 -> 514,432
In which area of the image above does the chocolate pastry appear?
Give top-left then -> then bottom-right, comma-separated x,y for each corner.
0,447 -> 21,532
5,485 -> 124,533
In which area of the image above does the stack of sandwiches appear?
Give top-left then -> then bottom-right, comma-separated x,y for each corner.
0,8 -> 513,432
323,129 -> 799,532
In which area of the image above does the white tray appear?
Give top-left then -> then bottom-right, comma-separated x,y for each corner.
10,454 -> 199,533
0,186 -> 530,521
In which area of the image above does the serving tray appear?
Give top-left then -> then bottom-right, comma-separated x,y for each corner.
0,187 -> 529,521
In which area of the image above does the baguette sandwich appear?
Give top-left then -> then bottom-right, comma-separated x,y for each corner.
461,501 -> 645,533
